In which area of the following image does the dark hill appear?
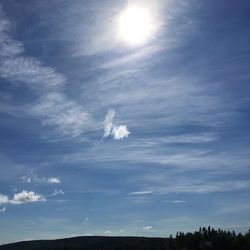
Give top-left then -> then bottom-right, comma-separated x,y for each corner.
0,227 -> 250,250
0,236 -> 167,250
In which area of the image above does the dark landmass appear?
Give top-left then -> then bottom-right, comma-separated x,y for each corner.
0,227 -> 250,250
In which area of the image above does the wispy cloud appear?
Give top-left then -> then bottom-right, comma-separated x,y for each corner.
0,6 -> 94,139
103,109 -> 130,140
22,173 -> 61,185
134,174 -> 250,194
0,7 -> 65,88
142,226 -> 152,230
104,230 -> 112,235
49,190 -> 65,197
31,92 -> 93,138
165,200 -> 187,203
160,133 -> 218,144
103,109 -> 115,138
129,191 -> 154,195
0,207 -> 6,213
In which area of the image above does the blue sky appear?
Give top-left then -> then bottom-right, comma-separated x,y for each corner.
0,0 -> 250,244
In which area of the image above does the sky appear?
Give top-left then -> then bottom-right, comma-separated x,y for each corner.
0,0 -> 250,245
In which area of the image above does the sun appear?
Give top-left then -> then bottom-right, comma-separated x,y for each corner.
118,6 -> 153,46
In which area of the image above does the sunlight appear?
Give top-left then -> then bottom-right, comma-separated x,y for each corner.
118,6 -> 154,46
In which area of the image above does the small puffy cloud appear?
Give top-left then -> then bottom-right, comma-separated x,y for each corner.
10,190 -> 46,204
103,109 -> 130,140
0,191 -> 46,206
103,109 -> 115,138
0,194 -> 9,204
104,230 -> 112,235
0,207 -> 6,213
47,177 -> 60,184
112,125 -> 130,140
143,226 -> 152,230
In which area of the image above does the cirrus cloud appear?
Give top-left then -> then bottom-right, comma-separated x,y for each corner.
22,173 -> 61,185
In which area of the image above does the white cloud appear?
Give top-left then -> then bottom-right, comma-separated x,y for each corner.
47,177 -> 60,184
112,125 -> 130,140
50,190 -> 64,197
160,133 -> 218,144
103,109 -> 130,140
32,92 -> 92,138
0,194 -> 9,204
134,172 -> 250,195
0,7 -> 65,88
0,8 -> 93,139
104,230 -> 112,235
10,190 -> 46,205
129,191 -> 153,195
0,207 -> 6,213
143,226 -> 152,230
164,200 -> 187,203
0,24 -> 65,88
0,190 -> 46,205
22,173 -> 61,185
103,109 -> 115,138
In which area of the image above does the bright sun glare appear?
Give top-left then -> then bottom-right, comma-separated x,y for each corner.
118,6 -> 153,45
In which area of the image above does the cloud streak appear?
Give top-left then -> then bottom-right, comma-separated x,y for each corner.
31,92 -> 93,138
0,7 -> 65,88
49,190 -> 65,197
129,191 -> 153,195
103,109 -> 115,138
0,6 -> 94,139
22,173 -> 61,185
